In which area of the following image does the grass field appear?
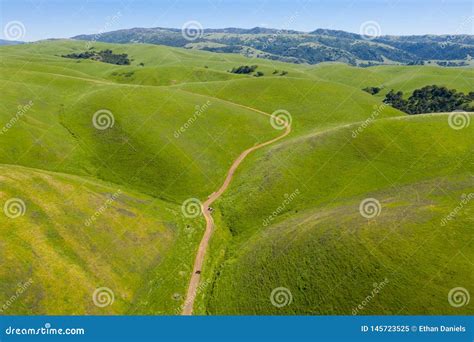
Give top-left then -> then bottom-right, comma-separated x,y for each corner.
0,164 -> 204,314
1,39 -> 472,315
309,63 -> 474,95
202,115 -> 473,314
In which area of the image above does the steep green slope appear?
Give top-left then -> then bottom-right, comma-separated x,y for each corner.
180,77 -> 404,135
204,114 -> 474,314
369,65 -> 474,95
0,46 -> 280,201
0,39 -> 311,86
0,164 -> 204,314
309,63 -> 474,95
0,41 -> 287,314
208,176 -> 473,315
1,40 -> 472,316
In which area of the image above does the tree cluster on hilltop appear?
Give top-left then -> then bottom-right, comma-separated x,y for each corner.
230,65 -> 258,74
383,85 -> 474,114
62,49 -> 130,65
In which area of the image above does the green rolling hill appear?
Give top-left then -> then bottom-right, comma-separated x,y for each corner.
309,63 -> 474,95
0,164 -> 203,314
199,114 -> 473,314
0,39 -> 472,315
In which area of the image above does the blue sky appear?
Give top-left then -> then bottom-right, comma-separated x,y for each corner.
1,0 -> 473,41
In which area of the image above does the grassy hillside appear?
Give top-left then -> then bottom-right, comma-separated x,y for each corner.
203,114 -> 474,314
1,40 -> 472,315
179,77 -> 404,135
213,114 -> 473,235
0,45 -> 280,201
309,63 -> 474,95
207,176 -> 473,315
0,39 -> 312,84
0,164 -> 204,314
0,40 -> 283,314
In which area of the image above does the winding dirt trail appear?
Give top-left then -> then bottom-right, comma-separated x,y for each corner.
181,103 -> 291,315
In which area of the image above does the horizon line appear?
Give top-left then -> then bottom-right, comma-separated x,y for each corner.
5,25 -> 474,43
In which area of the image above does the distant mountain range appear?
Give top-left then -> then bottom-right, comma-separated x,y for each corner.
72,27 -> 474,66
0,39 -> 24,46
